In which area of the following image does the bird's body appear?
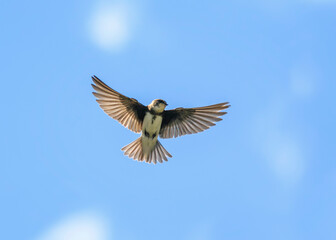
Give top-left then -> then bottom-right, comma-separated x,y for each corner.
91,75 -> 230,164
141,112 -> 162,159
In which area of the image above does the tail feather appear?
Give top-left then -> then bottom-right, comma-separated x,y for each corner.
133,142 -> 142,161
121,137 -> 172,164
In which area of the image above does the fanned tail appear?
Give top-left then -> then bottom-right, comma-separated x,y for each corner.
121,137 -> 172,164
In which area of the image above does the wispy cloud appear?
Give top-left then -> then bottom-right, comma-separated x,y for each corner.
185,222 -> 213,240
252,59 -> 319,185
290,63 -> 316,98
253,100 -> 305,186
36,211 -> 111,240
254,0 -> 336,11
88,2 -> 137,52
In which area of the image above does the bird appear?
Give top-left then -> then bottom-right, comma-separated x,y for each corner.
91,75 -> 230,164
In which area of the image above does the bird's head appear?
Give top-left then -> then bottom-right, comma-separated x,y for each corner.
148,99 -> 168,113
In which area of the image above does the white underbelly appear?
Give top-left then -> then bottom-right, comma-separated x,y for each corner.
141,112 -> 163,156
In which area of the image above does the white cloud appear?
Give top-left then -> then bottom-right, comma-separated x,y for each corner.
290,63 -> 316,98
263,130 -> 305,185
36,211 -> 111,240
253,100 -> 305,185
88,2 -> 137,52
290,71 -> 314,98
185,222 -> 213,240
253,58 -> 319,185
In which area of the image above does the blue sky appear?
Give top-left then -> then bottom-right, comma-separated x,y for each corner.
1,0 -> 336,239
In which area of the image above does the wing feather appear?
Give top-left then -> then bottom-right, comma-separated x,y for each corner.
160,102 -> 230,138
91,76 -> 147,133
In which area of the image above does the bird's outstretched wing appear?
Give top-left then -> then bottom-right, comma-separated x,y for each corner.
91,76 -> 147,133
160,102 -> 230,138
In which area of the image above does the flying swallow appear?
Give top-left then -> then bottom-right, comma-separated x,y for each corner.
91,75 -> 230,164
